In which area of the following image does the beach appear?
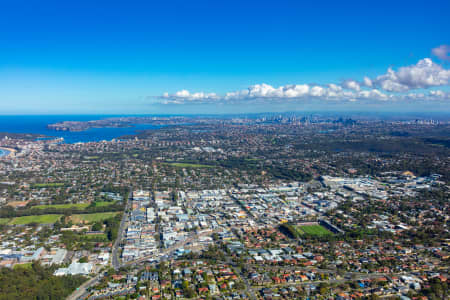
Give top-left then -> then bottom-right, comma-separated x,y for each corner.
0,147 -> 15,157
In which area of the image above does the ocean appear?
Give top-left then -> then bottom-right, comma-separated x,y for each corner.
0,115 -> 163,144
0,149 -> 10,157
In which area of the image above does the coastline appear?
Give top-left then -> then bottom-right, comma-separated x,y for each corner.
0,147 -> 16,157
0,116 -> 169,144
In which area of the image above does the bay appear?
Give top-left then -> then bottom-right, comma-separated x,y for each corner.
0,115 -> 163,144
0,149 -> 10,157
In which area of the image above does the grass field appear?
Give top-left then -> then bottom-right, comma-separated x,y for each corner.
81,234 -> 109,242
31,203 -> 90,210
70,212 -> 119,223
32,183 -> 64,188
296,224 -> 332,236
32,201 -> 115,210
0,218 -> 11,225
9,214 -> 62,225
164,162 -> 213,168
92,201 -> 115,207
13,262 -> 33,270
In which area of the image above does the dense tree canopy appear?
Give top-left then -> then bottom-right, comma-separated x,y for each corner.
0,262 -> 86,300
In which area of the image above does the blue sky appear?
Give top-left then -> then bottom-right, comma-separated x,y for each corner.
0,0 -> 449,114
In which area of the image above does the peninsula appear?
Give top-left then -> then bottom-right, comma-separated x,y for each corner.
47,116 -> 190,132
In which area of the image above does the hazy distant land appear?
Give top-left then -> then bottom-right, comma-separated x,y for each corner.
47,116 -> 189,132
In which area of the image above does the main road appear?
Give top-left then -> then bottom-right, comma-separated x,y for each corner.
111,189 -> 132,270
68,184 -> 221,300
119,228 -> 221,268
66,273 -> 103,300
67,225 -> 219,299
66,188 -> 132,300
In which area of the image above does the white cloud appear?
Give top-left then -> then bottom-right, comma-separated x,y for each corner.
429,89 -> 449,99
162,90 -> 218,103
374,58 -> 450,92
358,89 -> 389,101
284,84 -> 310,98
328,83 -> 342,92
397,90 -> 450,101
175,90 -> 190,98
363,76 -> 373,87
248,83 -> 283,98
309,86 -> 325,97
236,83 -> 313,99
342,80 -> 361,91
432,45 -> 450,61
158,57 -> 450,104
225,83 -> 311,100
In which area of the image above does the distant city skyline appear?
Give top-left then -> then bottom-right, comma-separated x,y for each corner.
0,0 -> 449,114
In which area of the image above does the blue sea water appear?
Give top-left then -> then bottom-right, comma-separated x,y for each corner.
0,115 -> 164,144
0,149 -> 10,157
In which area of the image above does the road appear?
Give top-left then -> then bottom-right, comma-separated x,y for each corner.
66,273 -> 102,300
111,189 -> 132,270
249,263 -> 406,280
256,272 -> 398,289
120,228 -> 221,268
225,257 -> 258,300
67,189 -> 131,300
68,187 -> 273,299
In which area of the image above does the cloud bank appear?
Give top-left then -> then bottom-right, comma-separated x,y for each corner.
159,58 -> 450,104
373,58 -> 450,92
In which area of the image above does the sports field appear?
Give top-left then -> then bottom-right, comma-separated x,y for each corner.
70,212 -> 119,223
8,214 -> 62,225
31,203 -> 90,210
32,183 -> 64,188
32,201 -> 115,210
92,201 -> 115,207
82,234 -> 109,242
13,263 -> 33,270
296,224 -> 332,236
164,162 -> 213,168
0,218 -> 11,225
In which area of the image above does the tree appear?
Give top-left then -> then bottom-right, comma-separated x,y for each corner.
0,262 -> 86,299
92,222 -> 102,231
182,280 -> 196,298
